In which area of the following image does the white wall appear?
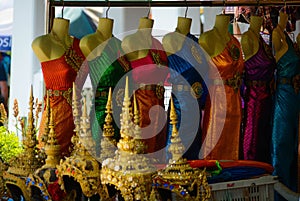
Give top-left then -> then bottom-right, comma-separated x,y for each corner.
9,0 -> 45,134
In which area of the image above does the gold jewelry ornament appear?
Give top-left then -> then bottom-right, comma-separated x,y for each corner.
101,77 -> 155,201
151,96 -> 211,201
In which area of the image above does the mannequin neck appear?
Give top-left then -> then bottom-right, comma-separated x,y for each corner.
97,18 -> 114,40
214,15 -> 230,34
50,18 -> 70,40
176,17 -> 192,35
278,12 -> 288,31
138,17 -> 154,29
249,16 -> 263,36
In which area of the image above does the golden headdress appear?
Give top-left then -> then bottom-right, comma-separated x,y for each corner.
151,97 -> 211,200
101,77 -> 155,201
3,87 -> 43,201
56,84 -> 102,198
26,93 -> 62,200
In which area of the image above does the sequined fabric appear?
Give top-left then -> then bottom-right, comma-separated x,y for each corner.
166,33 -> 208,160
129,37 -> 169,155
243,36 -> 275,162
202,35 -> 244,160
271,32 -> 300,196
39,38 -> 85,156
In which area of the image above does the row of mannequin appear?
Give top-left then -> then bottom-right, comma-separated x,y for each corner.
31,11 -> 299,201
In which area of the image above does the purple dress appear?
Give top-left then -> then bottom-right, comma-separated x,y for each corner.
243,36 -> 275,162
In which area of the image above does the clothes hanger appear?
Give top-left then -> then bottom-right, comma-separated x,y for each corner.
147,0 -> 151,18
105,0 -> 111,18
61,0 -> 65,18
184,0 -> 189,18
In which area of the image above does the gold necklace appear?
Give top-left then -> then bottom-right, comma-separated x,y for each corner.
49,32 -> 84,72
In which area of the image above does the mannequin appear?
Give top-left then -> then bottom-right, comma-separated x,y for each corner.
32,18 -> 73,62
121,17 -> 154,61
80,17 -> 130,147
272,12 -> 289,62
271,11 -> 300,200
79,18 -> 113,60
199,14 -> 244,160
121,17 -> 169,159
241,16 -> 275,162
162,17 -> 192,55
241,16 -> 263,61
162,16 -> 208,160
198,14 -> 231,58
32,17 -> 85,156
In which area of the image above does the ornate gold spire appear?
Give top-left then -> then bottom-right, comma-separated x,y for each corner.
3,86 -> 43,201
0,103 -> 7,127
152,96 -> 211,200
43,109 -> 61,168
101,76 -> 155,201
41,91 -> 51,144
100,87 -> 117,161
168,96 -> 185,162
70,82 -> 80,153
56,95 -> 102,198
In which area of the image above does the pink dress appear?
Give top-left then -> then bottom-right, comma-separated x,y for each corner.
129,37 -> 169,154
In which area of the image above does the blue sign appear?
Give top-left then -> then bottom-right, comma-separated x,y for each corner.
0,35 -> 11,51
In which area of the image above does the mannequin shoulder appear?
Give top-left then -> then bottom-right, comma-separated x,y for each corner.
31,34 -> 53,62
241,32 -> 256,61
198,30 -> 220,57
162,32 -> 185,55
80,33 -> 104,58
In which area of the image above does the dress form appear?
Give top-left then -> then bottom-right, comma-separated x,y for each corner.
32,18 -> 73,62
198,14 -> 231,57
272,12 -> 289,62
79,18 -> 113,60
162,17 -> 192,55
121,17 -> 154,61
32,17 -> 85,156
241,16 -> 263,61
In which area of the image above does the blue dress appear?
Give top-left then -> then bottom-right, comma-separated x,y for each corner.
167,33 -> 208,160
271,32 -> 300,196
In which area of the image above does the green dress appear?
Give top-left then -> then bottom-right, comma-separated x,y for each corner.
88,37 -> 131,148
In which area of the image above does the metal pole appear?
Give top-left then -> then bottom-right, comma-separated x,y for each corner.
50,0 -> 300,7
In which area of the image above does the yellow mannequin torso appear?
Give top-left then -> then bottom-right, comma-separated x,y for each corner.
272,12 -> 289,62
32,18 -> 74,62
79,18 -> 113,61
198,15 -> 231,58
241,16 -> 263,61
121,17 -> 154,61
162,17 -> 192,56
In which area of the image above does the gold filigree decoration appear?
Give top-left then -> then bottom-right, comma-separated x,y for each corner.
101,76 -> 155,201
3,86 -> 43,201
190,82 -> 203,99
151,96 -> 211,201
56,90 -> 103,198
191,45 -> 202,64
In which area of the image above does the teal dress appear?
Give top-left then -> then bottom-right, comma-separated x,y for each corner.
88,37 -> 131,147
271,32 -> 300,199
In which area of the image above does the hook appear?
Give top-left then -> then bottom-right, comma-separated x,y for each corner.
61,0 -> 64,18
184,0 -> 189,18
147,0 -> 151,18
105,0 -> 111,18
222,0 -> 226,15
255,0 -> 260,15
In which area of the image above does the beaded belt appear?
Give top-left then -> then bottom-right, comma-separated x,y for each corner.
172,82 -> 203,99
245,80 -> 269,87
277,74 -> 300,94
212,72 -> 242,93
47,88 -> 72,105
135,83 -> 165,99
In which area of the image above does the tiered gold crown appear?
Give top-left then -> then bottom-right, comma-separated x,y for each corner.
152,97 -> 211,200
101,77 -> 155,201
26,94 -> 62,200
56,84 -> 102,198
3,86 -> 44,201
99,87 -> 117,161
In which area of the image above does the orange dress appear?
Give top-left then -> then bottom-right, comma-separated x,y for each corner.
201,35 -> 244,160
39,38 -> 85,156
